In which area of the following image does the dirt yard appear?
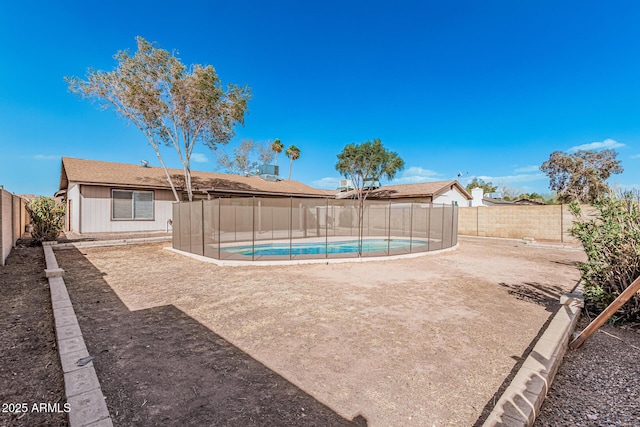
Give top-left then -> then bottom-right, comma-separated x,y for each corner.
0,245 -> 67,427
54,236 -> 585,426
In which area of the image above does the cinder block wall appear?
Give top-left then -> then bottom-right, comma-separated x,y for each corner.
1,189 -> 14,265
458,204 -> 584,244
12,194 -> 21,244
0,190 -> 29,266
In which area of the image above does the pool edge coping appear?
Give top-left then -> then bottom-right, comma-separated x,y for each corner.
165,243 -> 459,266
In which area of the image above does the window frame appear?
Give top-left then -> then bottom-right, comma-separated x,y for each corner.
111,189 -> 155,221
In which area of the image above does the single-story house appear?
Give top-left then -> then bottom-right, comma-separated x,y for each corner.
56,157 -> 472,234
337,180 -> 472,206
56,157 -> 336,234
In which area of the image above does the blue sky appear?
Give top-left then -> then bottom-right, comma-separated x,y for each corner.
2,0 -> 640,197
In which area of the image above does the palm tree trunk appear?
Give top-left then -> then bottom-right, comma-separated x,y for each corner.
288,157 -> 293,180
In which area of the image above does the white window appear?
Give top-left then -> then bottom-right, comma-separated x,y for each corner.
112,190 -> 154,220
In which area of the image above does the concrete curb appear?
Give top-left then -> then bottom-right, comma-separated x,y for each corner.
43,244 -> 113,427
459,235 -> 583,251
53,236 -> 171,250
483,286 -> 584,426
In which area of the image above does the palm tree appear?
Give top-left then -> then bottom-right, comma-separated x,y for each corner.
271,138 -> 283,166
285,145 -> 300,180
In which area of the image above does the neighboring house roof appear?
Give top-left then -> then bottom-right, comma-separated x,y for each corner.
59,157 -> 337,198
513,198 -> 546,205
482,197 -> 514,206
337,180 -> 472,200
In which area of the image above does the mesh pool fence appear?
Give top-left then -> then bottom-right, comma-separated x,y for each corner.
172,197 -> 458,261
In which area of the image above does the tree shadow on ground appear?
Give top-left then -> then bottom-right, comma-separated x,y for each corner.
498,282 -> 565,313
57,247 -> 367,427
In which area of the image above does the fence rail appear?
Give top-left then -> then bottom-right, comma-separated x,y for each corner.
172,197 -> 459,261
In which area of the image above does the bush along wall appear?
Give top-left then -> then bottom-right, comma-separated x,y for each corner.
570,192 -> 640,324
26,197 -> 65,243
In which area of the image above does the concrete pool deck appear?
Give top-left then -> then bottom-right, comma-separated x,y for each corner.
53,236 -> 586,425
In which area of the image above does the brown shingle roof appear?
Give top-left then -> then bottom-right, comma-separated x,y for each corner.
59,157 -> 336,198
337,180 -> 472,200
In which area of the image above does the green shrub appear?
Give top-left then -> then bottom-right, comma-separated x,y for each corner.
26,197 -> 66,243
569,191 -> 640,323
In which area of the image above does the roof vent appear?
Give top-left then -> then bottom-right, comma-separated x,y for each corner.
141,160 -> 149,167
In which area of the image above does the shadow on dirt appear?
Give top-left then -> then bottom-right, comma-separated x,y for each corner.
498,282 -> 565,312
57,247 -> 367,426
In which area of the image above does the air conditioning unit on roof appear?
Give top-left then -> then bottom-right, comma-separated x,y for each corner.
339,179 -> 354,191
258,164 -> 279,176
363,179 -> 380,189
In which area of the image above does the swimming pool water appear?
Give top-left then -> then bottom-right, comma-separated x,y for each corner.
222,239 -> 428,257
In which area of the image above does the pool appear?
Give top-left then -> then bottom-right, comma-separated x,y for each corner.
221,238 -> 428,257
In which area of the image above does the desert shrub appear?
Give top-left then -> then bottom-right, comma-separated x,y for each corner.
26,197 -> 65,243
569,191 -> 640,323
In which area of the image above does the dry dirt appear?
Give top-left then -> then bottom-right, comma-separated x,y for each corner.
0,245 -> 67,427
53,236 -> 585,426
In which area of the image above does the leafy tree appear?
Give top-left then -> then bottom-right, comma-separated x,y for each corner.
26,197 -> 65,243
285,145 -> 300,180
465,178 -> 497,195
66,37 -> 251,201
271,138 -> 283,166
335,139 -> 404,255
216,139 -> 274,175
540,149 -> 623,204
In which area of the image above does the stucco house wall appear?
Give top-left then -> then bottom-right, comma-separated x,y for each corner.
433,188 -> 470,206
66,184 -> 80,232
67,184 -> 175,233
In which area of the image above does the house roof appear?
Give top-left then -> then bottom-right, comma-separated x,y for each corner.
482,197 -> 514,206
337,180 -> 472,200
59,157 -> 337,198
513,198 -> 547,205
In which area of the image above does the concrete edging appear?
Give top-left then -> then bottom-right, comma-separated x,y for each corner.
43,244 -> 113,427
483,286 -> 584,426
53,236 -> 172,250
166,243 -> 460,267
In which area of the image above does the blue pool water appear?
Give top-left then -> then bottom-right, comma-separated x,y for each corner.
222,239 -> 428,257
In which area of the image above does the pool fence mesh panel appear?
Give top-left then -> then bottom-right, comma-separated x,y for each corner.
172,197 -> 458,261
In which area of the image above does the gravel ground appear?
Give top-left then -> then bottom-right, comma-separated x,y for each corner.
535,318 -> 640,426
